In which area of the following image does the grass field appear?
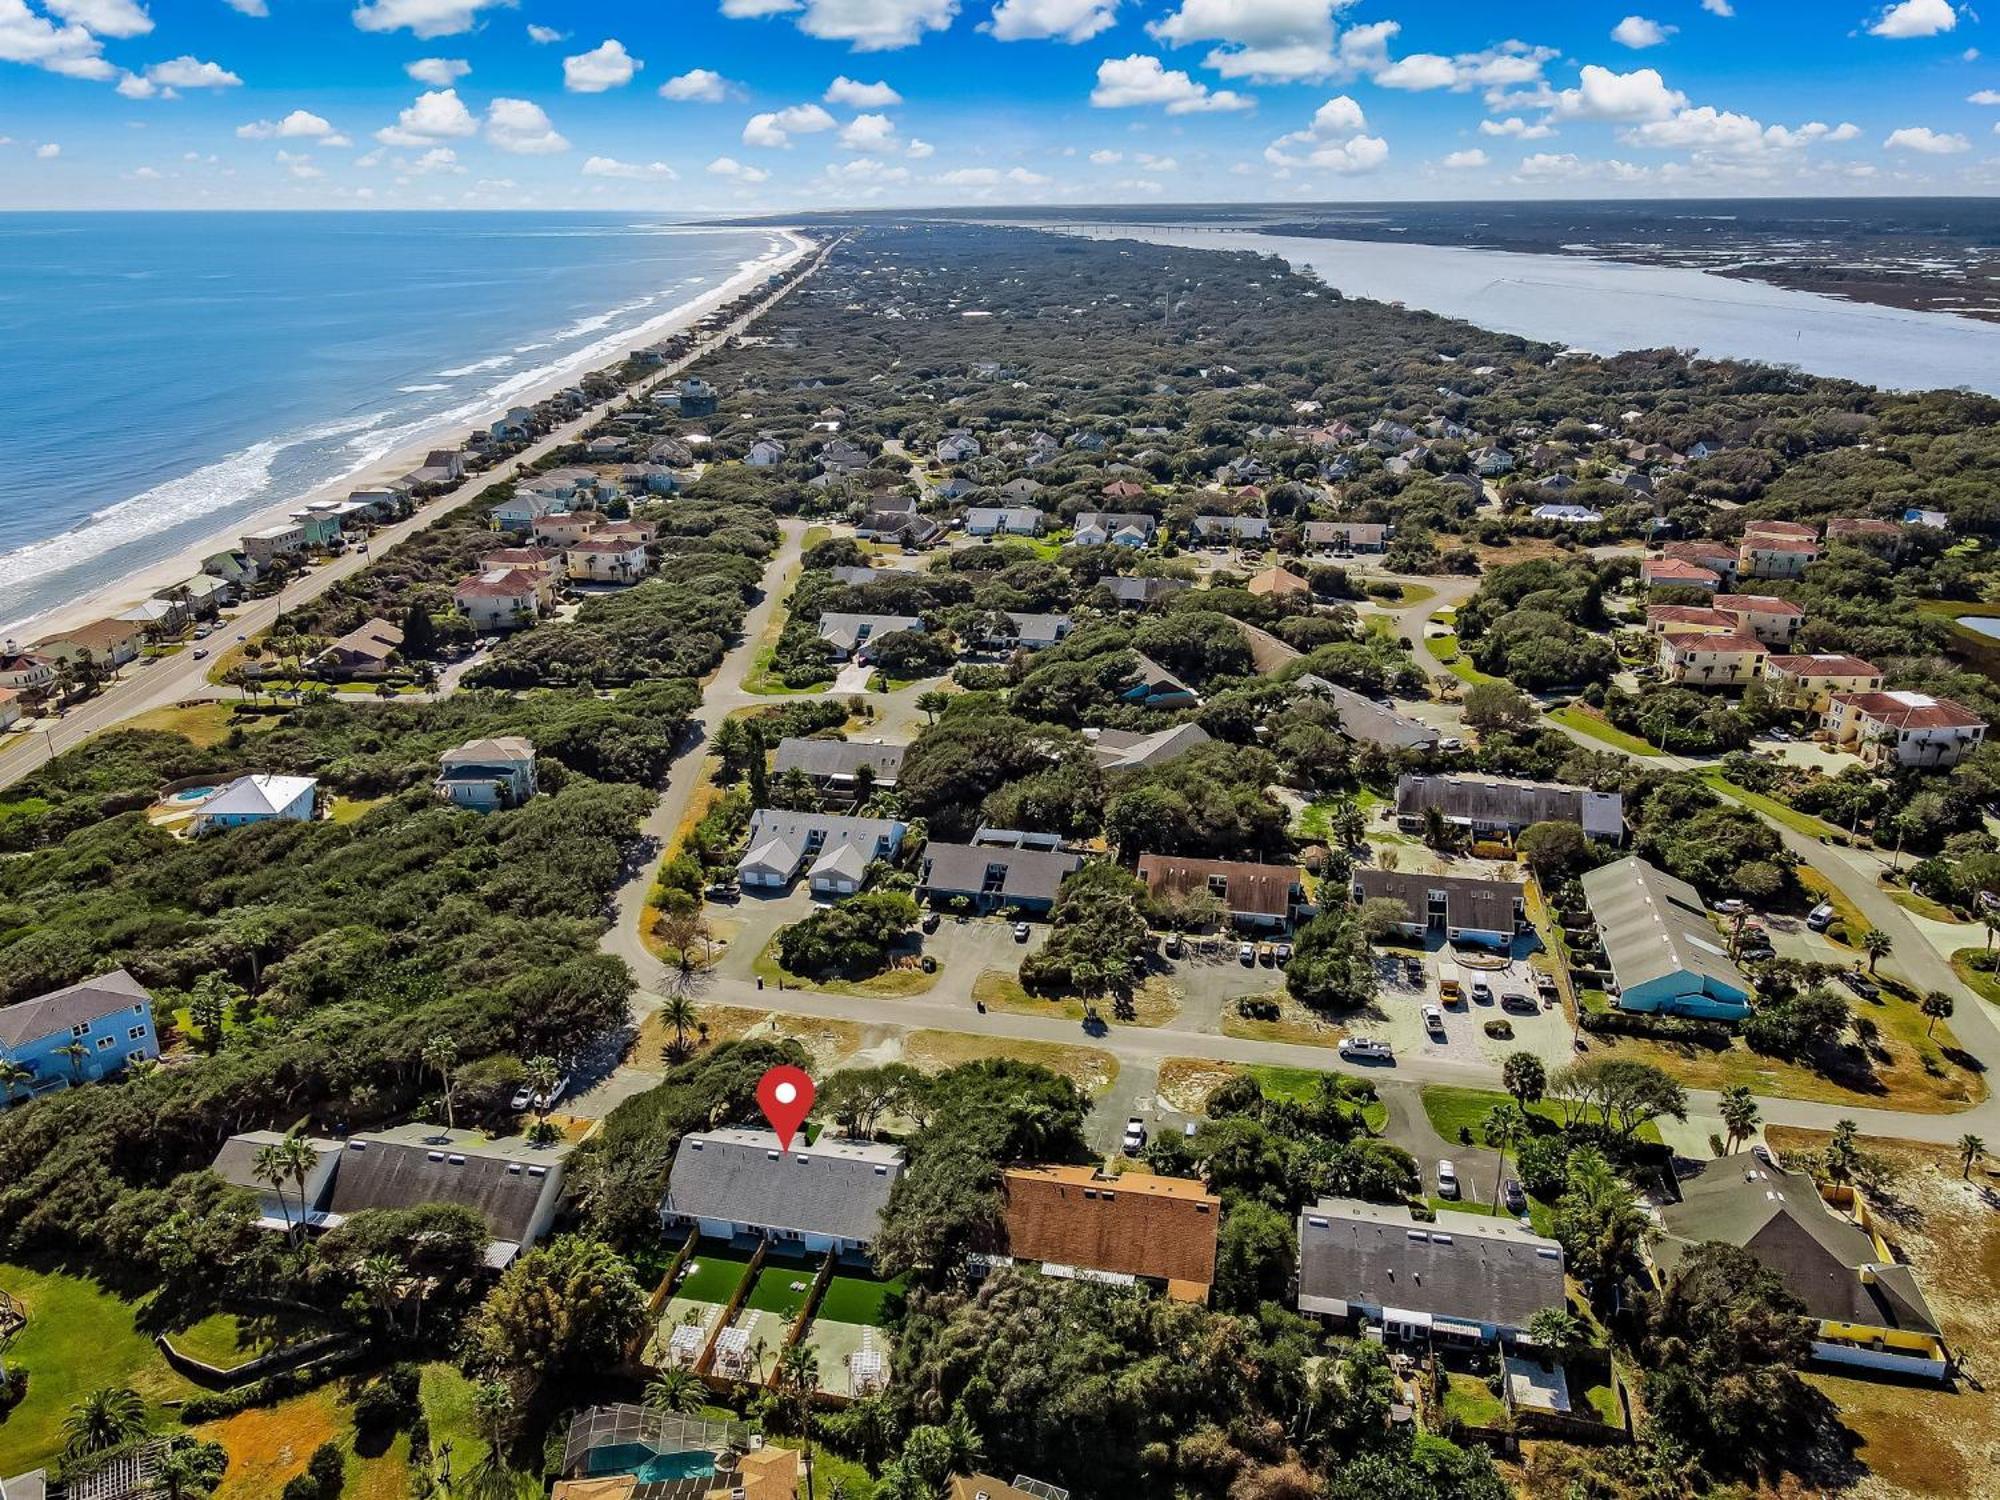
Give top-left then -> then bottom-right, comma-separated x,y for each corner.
1420,1084 -> 1664,1146
124,701 -> 273,748
817,1272 -> 903,1327
970,970 -> 1179,1027
1547,705 -> 1661,757
327,795 -> 385,826
1950,949 -> 2000,1006
903,1030 -> 1116,1094
0,1260 -> 196,1477
166,1307 -> 329,1373
743,1263 -> 815,1320
752,937 -> 940,998
675,1242 -> 756,1304
1440,1371 -> 1506,1430
1700,772 -> 1841,841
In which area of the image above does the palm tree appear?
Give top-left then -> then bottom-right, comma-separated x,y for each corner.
1482,1103 -> 1530,1217
421,1033 -> 458,1130
279,1133 -> 318,1245
156,1441 -> 207,1500
1718,1085 -> 1760,1155
1921,989 -> 1954,1038
253,1140 -> 296,1245
61,1386 -> 148,1460
661,995 -> 699,1058
0,1058 -> 32,1108
777,1343 -> 822,1500
56,1040 -> 89,1086
522,1055 -> 559,1123
1525,1306 -> 1584,1363
1959,1133 -> 1986,1180
1826,1118 -> 1861,1183
644,1368 -> 706,1415
356,1253 -> 403,1336
1860,927 -> 1892,974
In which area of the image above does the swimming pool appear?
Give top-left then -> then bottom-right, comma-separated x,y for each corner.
585,1443 -> 719,1482
162,786 -> 218,805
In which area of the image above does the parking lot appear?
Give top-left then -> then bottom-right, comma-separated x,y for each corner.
1358,942 -> 1577,1069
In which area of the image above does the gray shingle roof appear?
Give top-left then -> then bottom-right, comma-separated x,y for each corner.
1297,1198 -> 1565,1331
1579,855 -> 1745,1002
771,738 -> 907,784
1353,868 -> 1524,936
322,1133 -> 566,1250
1395,774 -> 1623,840
917,841 -> 1084,906
664,1127 -> 903,1244
1297,678 -> 1439,751
0,969 -> 151,1051
1654,1163 -> 1939,1336
1088,722 -> 1211,771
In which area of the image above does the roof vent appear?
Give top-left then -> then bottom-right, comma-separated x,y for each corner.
767,1150 -> 780,1161
507,1164 -> 522,1175
448,1154 -> 465,1165
427,1151 -> 445,1162
346,1141 -> 367,1152
527,1165 -> 547,1178
1307,1216 -> 1329,1228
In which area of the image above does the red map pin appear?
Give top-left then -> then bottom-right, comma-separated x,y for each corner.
756,1065 -> 815,1153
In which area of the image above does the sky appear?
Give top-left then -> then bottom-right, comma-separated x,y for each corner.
0,0 -> 1995,210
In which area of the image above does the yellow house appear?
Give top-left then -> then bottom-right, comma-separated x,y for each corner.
1649,1160 -> 1946,1380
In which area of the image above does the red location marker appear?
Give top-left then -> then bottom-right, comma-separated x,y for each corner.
756,1065 -> 816,1153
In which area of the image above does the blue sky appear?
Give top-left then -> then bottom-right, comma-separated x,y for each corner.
0,0 -> 1992,208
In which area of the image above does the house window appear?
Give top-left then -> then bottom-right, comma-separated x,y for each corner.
127,1026 -> 147,1041
95,1036 -> 114,1051
70,1022 -> 90,1039
125,1050 -> 148,1066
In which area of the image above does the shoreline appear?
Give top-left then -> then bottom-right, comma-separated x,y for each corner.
6,228 -> 812,645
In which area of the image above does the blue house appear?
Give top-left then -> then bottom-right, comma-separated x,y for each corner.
677,378 -> 719,418
0,968 -> 158,1103
1580,856 -> 1751,1020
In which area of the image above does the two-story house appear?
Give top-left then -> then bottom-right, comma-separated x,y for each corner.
0,969 -> 157,1103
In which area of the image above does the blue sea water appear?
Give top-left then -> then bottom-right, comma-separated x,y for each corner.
0,213 -> 790,633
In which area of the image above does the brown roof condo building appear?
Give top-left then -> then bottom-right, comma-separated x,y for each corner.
1352,868 -> 1527,950
999,1165 -> 1219,1302
1137,854 -> 1308,930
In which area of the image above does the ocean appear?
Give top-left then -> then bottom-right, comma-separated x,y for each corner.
0,213 -> 790,635
1065,223 -> 2000,398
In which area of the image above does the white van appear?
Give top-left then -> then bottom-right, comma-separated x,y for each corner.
1806,902 -> 1836,932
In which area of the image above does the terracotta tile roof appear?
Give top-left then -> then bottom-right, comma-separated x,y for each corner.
1659,541 -> 1735,565
1663,628 -> 1764,654
1764,654 -> 1879,678
1645,605 -> 1731,628
1713,593 -> 1803,616
1136,854 -> 1298,918
1740,519 -> 1818,540
1000,1165 -> 1218,1295
1831,691 -> 1986,730
708,1448 -> 798,1500
454,566 -> 541,599
1641,559 -> 1718,584
1825,517 -> 1902,538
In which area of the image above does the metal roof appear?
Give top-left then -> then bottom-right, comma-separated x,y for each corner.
1579,855 -> 1745,1002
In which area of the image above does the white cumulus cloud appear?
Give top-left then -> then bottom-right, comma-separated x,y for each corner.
238,109 -> 342,141
352,0 -> 516,39
1868,0 -> 1956,38
1091,53 -> 1254,111
987,0 -> 1118,43
1265,92 -> 1386,172
1441,147 -> 1488,168
486,97 -> 567,153
146,56 -> 242,88
840,111 -> 898,148
1611,15 -> 1675,47
0,0 -> 116,82
406,56 -> 470,85
42,0 -> 152,38
906,137 -> 934,156
742,101 -> 837,146
564,38 -> 640,92
1554,64 -> 1685,120
375,87 -> 478,145
36,142 -> 61,158
1480,115 -> 1555,139
721,0 -> 959,52
526,23 -> 565,43
660,68 -> 736,101
1884,124 -> 1969,152
708,155 -> 770,181
583,154 -> 677,178
824,74 -> 902,106
1148,0 -> 1343,82
1701,0 -> 1733,13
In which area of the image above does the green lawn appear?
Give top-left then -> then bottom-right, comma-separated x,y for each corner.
1951,949 -> 2000,1007
1420,1084 -> 1662,1146
1547,706 -> 1661,757
1699,772 -> 1841,841
816,1272 -> 904,1327
0,1260 -> 197,1476
675,1242 -> 756,1304
1244,1065 -> 1388,1132
752,936 -> 939,998
743,1263 -> 815,1320
1582,1377 -> 1621,1427
1441,1371 -> 1507,1430
166,1307 -> 330,1373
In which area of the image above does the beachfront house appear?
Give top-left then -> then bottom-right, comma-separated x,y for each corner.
1137,854 -> 1308,932
0,969 -> 158,1104
0,652 -> 54,700
1737,521 -> 1820,581
0,690 -> 19,732
1761,654 -> 1883,713
31,619 -> 143,669
289,512 -> 342,550
1296,1199 -> 1566,1345
662,1127 -> 905,1254
210,1123 -> 570,1268
315,617 -> 403,680
1580,855 -> 1750,1020
531,511 -> 608,548
916,839 -> 1084,917
677,378 -> 719,417
997,1165 -> 1220,1303
242,523 -> 307,567
189,774 -> 319,835
1303,521 -> 1389,555
454,567 -> 546,632
435,737 -> 538,811
565,536 -> 651,585
817,613 -> 923,664
1823,691 -> 1988,769
203,550 -> 259,591
1351,869 -> 1527,950
736,810 -> 907,896
770,737 -> 906,796
491,490 -> 564,532
1649,1161 -> 1946,1381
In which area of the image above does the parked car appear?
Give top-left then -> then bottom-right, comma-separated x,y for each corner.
1501,992 -> 1537,1014
1013,921 -> 1031,942
1122,1117 -> 1146,1154
1712,898 -> 1747,915
1439,977 -> 1463,1004
1436,1160 -> 1460,1199
1339,1036 -> 1394,1060
1274,941 -> 1292,962
1502,1178 -> 1527,1214
921,911 -> 941,933
1438,736 -> 1464,753
511,1074 -> 571,1112
1163,933 -> 1183,958
1256,942 -> 1276,966
1806,902 -> 1836,932
1838,970 -> 1880,1001
191,647 -> 208,660
1470,979 -> 1493,1004
1533,972 -> 1558,997
1422,1004 -> 1446,1035
1239,942 -> 1256,965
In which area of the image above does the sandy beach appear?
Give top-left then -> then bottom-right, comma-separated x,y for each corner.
9,229 -> 812,645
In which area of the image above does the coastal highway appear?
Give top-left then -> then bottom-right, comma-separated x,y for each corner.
0,232 -> 831,796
